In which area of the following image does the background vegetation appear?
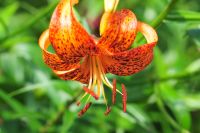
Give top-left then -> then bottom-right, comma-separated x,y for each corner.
0,0 -> 200,133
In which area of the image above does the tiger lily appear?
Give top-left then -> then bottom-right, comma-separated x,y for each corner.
39,0 -> 158,117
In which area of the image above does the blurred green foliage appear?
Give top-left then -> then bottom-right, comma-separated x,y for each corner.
0,0 -> 200,133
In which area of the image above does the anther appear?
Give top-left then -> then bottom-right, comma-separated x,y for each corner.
104,107 -> 112,116
83,87 -> 99,100
78,102 -> 92,117
121,84 -> 127,112
76,101 -> 81,106
112,79 -> 117,104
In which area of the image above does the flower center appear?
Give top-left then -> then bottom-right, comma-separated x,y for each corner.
77,56 -> 127,117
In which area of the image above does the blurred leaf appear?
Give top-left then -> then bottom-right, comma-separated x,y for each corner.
0,1 -> 19,28
167,10 -> 200,21
0,89 -> 41,132
182,94 -> 200,110
154,47 -> 191,131
154,47 -> 168,77
0,2 -> 19,37
0,2 -> 19,22
1,36 -> 35,49
127,104 -> 154,132
186,58 -> 200,74
0,1 -> 58,42
172,100 -> 191,130
158,83 -> 192,130
0,53 -> 25,84
60,110 -> 76,133
187,29 -> 200,48
9,83 -> 47,97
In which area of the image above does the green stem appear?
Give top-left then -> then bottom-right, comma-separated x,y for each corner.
151,0 -> 178,28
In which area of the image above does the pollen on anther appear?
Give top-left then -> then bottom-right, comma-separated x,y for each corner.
112,79 -> 117,104
121,84 -> 127,112
83,87 -> 99,100
76,101 -> 81,106
78,102 -> 92,117
104,107 -> 112,116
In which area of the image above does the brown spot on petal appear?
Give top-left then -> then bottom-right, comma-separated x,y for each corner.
98,9 -> 137,53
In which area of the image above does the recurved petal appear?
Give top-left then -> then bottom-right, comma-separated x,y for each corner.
98,9 -> 137,53
49,0 -> 98,61
53,56 -> 90,84
101,22 -> 158,76
39,29 -> 79,71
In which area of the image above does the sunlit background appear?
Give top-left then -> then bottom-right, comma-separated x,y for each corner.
0,0 -> 200,133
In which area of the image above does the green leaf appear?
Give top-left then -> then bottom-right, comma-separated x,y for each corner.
126,104 -> 154,132
0,1 -> 58,43
0,53 -> 25,84
182,94 -> 200,110
9,79 -> 81,99
60,110 -> 76,133
167,10 -> 200,21
9,83 -> 47,97
0,2 -> 19,37
0,2 -> 19,22
187,29 -> 200,49
172,101 -> 191,130
159,85 -> 191,130
186,58 -> 200,74
154,47 -> 168,77
154,47 -> 191,131
0,90 -> 41,131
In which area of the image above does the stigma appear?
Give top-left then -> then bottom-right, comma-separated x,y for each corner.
77,56 -> 127,117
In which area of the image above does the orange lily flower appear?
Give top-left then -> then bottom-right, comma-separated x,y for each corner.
39,0 -> 158,117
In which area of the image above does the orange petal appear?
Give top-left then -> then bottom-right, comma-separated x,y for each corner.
98,9 -> 137,53
101,22 -> 158,76
49,0 -> 98,61
39,29 -> 79,71
53,56 -> 90,84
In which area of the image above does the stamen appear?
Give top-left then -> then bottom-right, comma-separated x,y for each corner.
78,102 -> 92,117
83,87 -> 99,100
76,56 -> 94,106
96,57 -> 122,95
121,84 -> 127,112
76,101 -> 81,106
104,107 -> 112,116
95,58 -> 112,87
91,56 -> 97,88
77,56 -> 128,116
97,79 -> 101,97
112,79 -> 117,104
88,56 -> 93,89
76,91 -> 88,106
101,84 -> 108,108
